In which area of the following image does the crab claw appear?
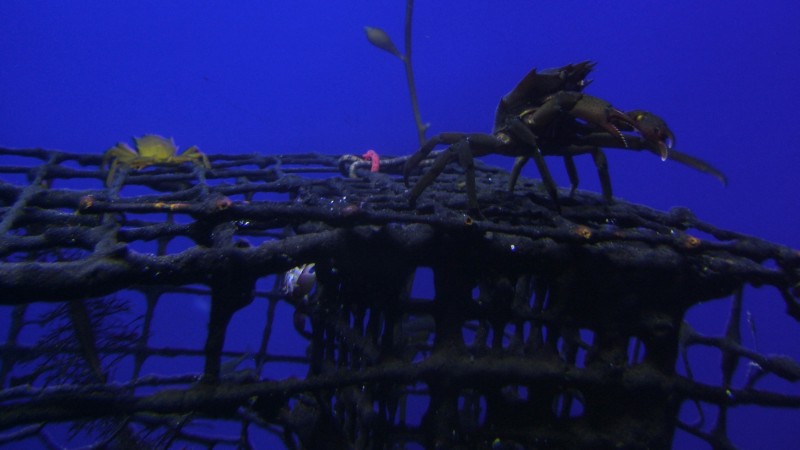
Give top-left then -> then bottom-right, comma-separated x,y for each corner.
567,94 -> 636,147
540,60 -> 597,91
500,61 -> 596,116
627,110 -> 674,161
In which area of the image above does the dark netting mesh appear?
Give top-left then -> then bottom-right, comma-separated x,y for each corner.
0,146 -> 799,449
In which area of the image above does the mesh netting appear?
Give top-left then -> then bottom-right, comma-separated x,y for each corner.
0,146 -> 798,449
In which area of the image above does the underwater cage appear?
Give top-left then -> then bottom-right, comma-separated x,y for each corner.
0,146 -> 799,449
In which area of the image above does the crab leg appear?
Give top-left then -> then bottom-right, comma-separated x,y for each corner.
106,160 -> 120,186
664,149 -> 727,186
183,146 -> 211,168
575,133 -> 727,186
406,133 -> 504,210
505,117 -> 561,210
407,144 -> 457,207
525,142 -> 615,202
509,153 -> 581,196
508,156 -> 528,192
511,154 -> 585,199
403,133 -> 465,186
591,148 -> 612,202
563,155 -> 580,196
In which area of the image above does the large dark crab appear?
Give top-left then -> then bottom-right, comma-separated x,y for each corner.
403,61 -> 726,212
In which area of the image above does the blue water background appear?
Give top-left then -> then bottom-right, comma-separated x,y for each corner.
1,1 -> 799,448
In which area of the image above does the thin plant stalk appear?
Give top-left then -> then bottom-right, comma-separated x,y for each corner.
402,0 -> 427,145
365,0 -> 428,145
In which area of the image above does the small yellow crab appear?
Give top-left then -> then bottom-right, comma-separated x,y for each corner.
102,134 -> 211,186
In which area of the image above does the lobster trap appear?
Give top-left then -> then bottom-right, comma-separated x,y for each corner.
0,145 -> 799,449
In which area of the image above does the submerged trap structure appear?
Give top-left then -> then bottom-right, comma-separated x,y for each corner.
0,146 -> 799,449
